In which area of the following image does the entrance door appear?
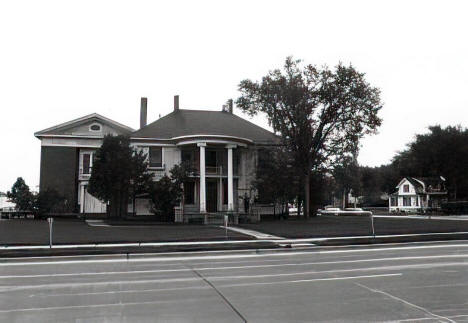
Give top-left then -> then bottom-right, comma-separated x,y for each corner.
206,181 -> 218,212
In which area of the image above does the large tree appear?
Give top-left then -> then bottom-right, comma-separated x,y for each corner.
255,147 -> 299,214
236,57 -> 382,217
88,135 -> 153,218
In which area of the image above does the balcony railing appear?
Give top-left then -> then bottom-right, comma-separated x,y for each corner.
206,166 -> 222,175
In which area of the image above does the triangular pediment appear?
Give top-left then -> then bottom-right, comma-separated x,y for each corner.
35,113 -> 134,138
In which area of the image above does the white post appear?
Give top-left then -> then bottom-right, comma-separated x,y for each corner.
198,143 -> 206,213
79,184 -> 85,214
227,145 -> 236,212
48,217 -> 53,248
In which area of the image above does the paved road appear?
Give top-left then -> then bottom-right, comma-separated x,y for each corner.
0,241 -> 467,322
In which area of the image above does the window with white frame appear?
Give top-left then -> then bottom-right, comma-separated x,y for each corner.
149,147 -> 162,168
403,184 -> 410,193
80,151 -> 94,175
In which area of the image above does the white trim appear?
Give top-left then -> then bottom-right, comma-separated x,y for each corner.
179,139 -> 247,147
41,143 -> 101,148
37,134 -> 104,139
172,134 -> 254,143
130,137 -> 173,141
130,135 -> 254,144
131,143 -> 176,147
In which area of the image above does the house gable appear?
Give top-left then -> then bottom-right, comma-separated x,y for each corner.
397,178 -> 415,195
35,113 -> 134,138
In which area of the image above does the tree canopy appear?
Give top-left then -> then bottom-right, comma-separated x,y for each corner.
149,161 -> 194,220
236,57 -> 382,216
7,177 -> 65,216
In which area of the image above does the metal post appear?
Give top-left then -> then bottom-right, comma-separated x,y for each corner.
224,214 -> 229,239
370,212 -> 375,238
48,217 -> 54,248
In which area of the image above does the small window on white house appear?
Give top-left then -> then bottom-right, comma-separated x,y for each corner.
403,184 -> 410,193
149,147 -> 162,168
89,123 -> 102,132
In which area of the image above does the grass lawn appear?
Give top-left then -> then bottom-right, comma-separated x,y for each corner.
239,215 -> 468,239
0,219 -> 251,246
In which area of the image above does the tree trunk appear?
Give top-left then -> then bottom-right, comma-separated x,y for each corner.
109,194 -> 119,218
120,189 -> 128,218
304,171 -> 310,218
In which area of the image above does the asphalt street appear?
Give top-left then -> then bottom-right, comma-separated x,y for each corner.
0,241 -> 467,322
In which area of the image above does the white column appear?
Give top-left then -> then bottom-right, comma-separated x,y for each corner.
198,143 -> 206,213
227,144 -> 236,211
79,184 -> 85,213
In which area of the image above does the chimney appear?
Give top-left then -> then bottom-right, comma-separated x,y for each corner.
174,95 -> 179,111
140,97 -> 147,128
227,99 -> 233,114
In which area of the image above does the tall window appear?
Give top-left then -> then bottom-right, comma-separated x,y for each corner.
403,184 -> 410,193
184,181 -> 195,204
391,197 -> 397,206
149,147 -> 162,168
82,154 -> 91,174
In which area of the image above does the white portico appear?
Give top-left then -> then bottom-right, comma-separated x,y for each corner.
194,142 -> 238,213
174,136 -> 249,215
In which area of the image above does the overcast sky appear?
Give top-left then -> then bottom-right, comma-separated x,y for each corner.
1,0 -> 467,192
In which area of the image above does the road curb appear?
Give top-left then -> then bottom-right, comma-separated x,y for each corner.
1,232 -> 467,259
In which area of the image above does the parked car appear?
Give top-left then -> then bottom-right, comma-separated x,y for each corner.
317,206 -> 372,216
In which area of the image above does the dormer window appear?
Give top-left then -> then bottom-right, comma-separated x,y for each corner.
89,123 -> 102,132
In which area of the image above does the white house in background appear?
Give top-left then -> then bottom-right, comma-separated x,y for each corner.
0,192 -> 15,211
389,176 -> 448,213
